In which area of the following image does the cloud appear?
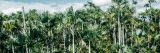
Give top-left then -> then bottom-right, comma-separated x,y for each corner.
92,0 -> 111,6
51,3 -> 84,12
0,0 -> 84,14
0,0 -> 160,15
134,0 -> 160,13
91,0 -> 112,12
2,8 -> 22,14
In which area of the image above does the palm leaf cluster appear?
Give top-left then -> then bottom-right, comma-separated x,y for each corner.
0,0 -> 160,53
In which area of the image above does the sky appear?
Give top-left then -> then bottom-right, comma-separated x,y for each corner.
0,0 -> 160,14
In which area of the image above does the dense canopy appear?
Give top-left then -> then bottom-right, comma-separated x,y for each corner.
0,0 -> 160,53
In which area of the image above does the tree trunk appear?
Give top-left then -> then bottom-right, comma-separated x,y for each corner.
41,48 -> 43,53
29,48 -> 31,53
72,31 -> 75,53
69,34 -> 71,52
51,45 -> 53,53
70,27 -> 75,53
49,45 -> 51,53
63,30 -> 66,53
118,10 -> 121,53
12,44 -> 14,53
22,6 -> 26,36
47,45 -> 49,53
159,19 -> 160,33
113,27 -> 116,44
89,41 -> 91,53
25,44 -> 28,53
122,25 -> 124,53
131,25 -> 134,46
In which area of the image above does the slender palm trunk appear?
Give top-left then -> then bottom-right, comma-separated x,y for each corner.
118,10 -> 121,53
113,28 -> 117,44
122,25 -> 124,53
148,6 -> 152,48
41,48 -> 43,53
22,6 -> 28,53
68,35 -> 71,52
131,25 -> 134,46
52,46 -> 56,53
72,31 -> 75,53
46,44 -> 49,53
12,44 -> 14,53
89,41 -> 91,53
28,48 -> 30,53
148,1 -> 152,49
25,44 -> 28,53
46,31 -> 49,53
70,26 -> 75,53
159,19 -> 160,33
50,45 -> 52,53
63,30 -> 66,53
22,7 -> 25,34
46,33 -> 49,53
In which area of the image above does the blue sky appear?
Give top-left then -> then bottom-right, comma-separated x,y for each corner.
0,0 -> 160,14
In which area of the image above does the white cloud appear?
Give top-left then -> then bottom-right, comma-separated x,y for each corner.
0,0 -> 84,14
52,3 -> 84,12
0,0 -> 160,15
92,0 -> 111,6
135,0 -> 160,13
91,0 -> 112,12
2,8 -> 22,14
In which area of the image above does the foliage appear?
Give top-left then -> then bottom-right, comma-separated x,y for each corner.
0,0 -> 160,53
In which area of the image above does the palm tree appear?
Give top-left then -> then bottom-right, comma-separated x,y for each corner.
1,1 -> 160,52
